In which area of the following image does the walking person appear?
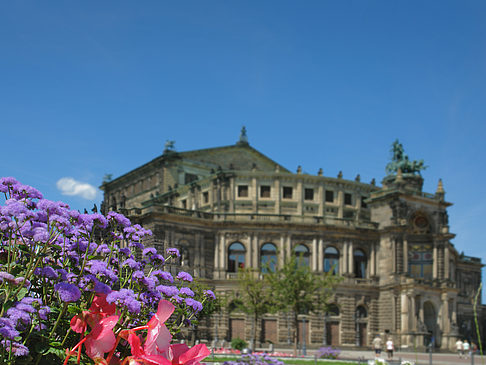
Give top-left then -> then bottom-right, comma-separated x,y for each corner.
456,338 -> 464,358
463,339 -> 470,359
372,334 -> 383,359
386,337 -> 394,360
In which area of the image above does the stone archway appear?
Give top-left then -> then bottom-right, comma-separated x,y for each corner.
423,301 -> 439,347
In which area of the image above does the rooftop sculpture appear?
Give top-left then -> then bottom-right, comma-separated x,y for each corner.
385,139 -> 427,175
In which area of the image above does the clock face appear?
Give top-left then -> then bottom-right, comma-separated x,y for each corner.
414,215 -> 429,230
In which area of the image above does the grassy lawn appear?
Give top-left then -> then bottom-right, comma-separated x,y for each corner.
203,356 -> 357,365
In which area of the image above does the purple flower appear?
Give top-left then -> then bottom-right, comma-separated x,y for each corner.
176,271 -> 193,282
0,318 -> 19,339
96,244 -> 111,254
184,298 -> 203,313
106,289 -> 141,314
204,290 -> 216,300
86,260 -> 117,283
119,247 -> 132,257
152,270 -> 173,283
6,307 -> 31,325
1,340 -> 29,357
157,285 -> 179,298
94,280 -> 111,295
38,306 -> 50,320
122,258 -> 141,270
15,303 -> 35,314
171,295 -> 183,304
132,270 -> 145,281
107,211 -> 131,228
150,253 -> 165,265
0,272 -> 15,283
0,177 -> 19,193
166,248 -> 180,257
54,282 -> 81,302
179,287 -> 194,297
41,266 -> 58,280
142,247 -> 157,257
129,240 -> 144,250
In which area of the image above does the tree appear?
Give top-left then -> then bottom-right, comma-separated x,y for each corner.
266,254 -> 342,356
233,268 -> 277,349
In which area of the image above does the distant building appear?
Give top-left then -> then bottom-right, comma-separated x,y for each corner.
101,129 -> 483,350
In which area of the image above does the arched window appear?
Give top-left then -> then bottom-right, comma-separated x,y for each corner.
260,243 -> 277,273
356,305 -> 367,318
326,304 -> 340,316
354,249 -> 367,278
228,242 -> 246,273
180,248 -> 190,267
294,244 -> 310,267
324,246 -> 339,275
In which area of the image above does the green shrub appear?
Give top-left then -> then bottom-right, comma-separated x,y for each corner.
231,338 -> 248,351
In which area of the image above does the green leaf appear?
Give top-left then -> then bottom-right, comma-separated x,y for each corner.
16,287 -> 28,301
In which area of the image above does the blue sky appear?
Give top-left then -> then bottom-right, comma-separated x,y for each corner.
1,1 -> 485,294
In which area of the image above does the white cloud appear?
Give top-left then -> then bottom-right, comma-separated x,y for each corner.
56,177 -> 97,200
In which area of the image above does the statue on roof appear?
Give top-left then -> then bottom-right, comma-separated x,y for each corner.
164,140 -> 176,154
237,126 -> 249,145
385,139 -> 427,175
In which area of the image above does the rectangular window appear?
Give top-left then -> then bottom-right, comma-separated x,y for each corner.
181,200 -> 187,209
203,191 -> 209,204
260,185 -> 271,198
344,193 -> 352,205
283,186 -> 293,199
325,190 -> 334,203
238,185 -> 248,197
361,196 -> 367,208
304,188 -> 314,201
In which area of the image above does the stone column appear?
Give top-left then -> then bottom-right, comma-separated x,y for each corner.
392,237 -> 397,273
370,243 -> 375,277
317,238 -> 324,272
219,234 -> 226,276
297,180 -> 303,215
433,244 -> 438,279
401,293 -> 409,332
441,293 -> 450,332
411,295 -> 417,331
342,241 -> 348,274
403,238 -> 408,274
252,176 -> 258,213
337,190 -> 344,219
279,235 -> 285,267
229,177 -> 235,212
312,238 -> 318,271
286,235 -> 292,261
214,234 -> 220,279
348,242 -> 354,276
274,178 -> 281,215
210,181 -> 215,212
252,234 -> 259,269
444,246 -> 450,280
318,185 -> 324,217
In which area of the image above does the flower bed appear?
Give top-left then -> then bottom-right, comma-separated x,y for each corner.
0,177 -> 214,364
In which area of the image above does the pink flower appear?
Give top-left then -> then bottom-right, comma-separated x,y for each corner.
125,331 -> 170,365
166,343 -> 210,365
70,294 -> 116,334
85,315 -> 119,360
145,300 -> 174,355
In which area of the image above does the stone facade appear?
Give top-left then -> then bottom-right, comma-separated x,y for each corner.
101,135 -> 484,351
